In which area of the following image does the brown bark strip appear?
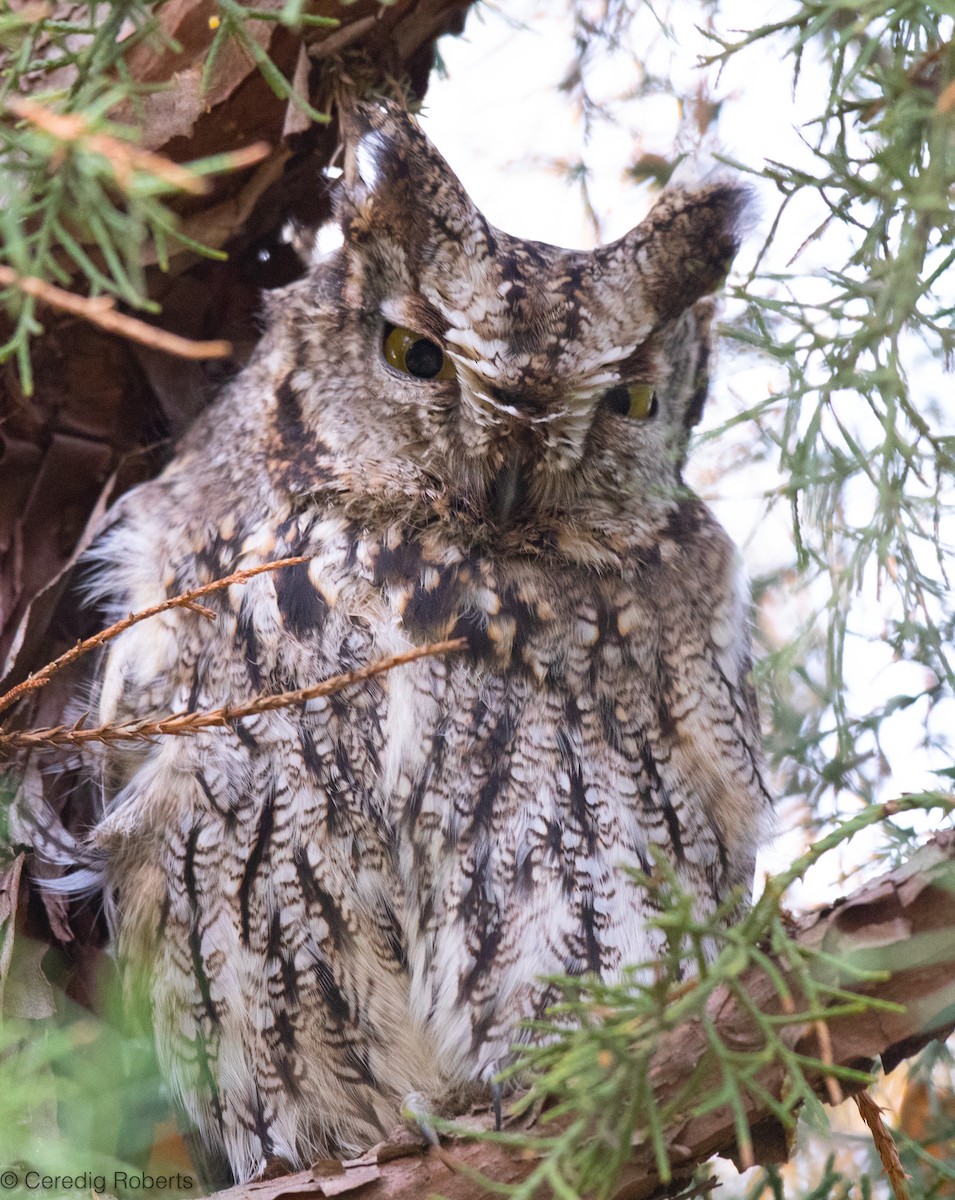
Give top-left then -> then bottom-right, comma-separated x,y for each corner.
208,833 -> 955,1200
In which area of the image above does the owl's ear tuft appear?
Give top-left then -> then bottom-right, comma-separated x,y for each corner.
336,99 -> 479,256
604,182 -> 751,327
339,101 -> 428,208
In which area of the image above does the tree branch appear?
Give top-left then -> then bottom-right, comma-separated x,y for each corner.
0,266 -> 234,360
207,832 -> 955,1200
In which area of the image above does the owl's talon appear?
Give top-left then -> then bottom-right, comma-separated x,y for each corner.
491,1081 -> 503,1132
401,1090 -> 440,1147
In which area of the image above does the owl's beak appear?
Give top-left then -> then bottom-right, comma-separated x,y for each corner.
488,456 -> 530,525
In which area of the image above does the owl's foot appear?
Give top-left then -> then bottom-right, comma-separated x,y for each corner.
401,1090 -> 440,1147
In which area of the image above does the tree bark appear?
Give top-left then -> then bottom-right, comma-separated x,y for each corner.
206,831 -> 955,1200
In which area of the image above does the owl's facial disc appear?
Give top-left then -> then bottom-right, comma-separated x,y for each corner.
444,380 -> 651,530
372,315 -> 667,527
326,102 -> 747,535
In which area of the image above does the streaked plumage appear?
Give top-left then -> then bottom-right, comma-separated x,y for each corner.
72,102 -> 771,1182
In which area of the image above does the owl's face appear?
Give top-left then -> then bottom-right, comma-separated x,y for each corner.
266,103 -> 745,550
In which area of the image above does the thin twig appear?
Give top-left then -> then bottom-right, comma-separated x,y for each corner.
0,266 -> 233,359
0,557 -> 308,718
814,1018 -> 843,1105
0,639 -> 467,750
854,1088 -> 910,1200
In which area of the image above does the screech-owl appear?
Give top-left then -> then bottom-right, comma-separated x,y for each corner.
66,102 -> 772,1182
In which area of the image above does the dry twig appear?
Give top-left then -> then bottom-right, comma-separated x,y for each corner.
814,1018 -> 843,1105
0,266 -> 233,359
0,557 -> 309,718
854,1088 -> 910,1200
0,639 -> 467,750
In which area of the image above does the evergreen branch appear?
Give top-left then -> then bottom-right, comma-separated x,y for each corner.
700,6 -> 955,825
0,0 -> 320,387
6,97 -> 211,195
206,0 -> 330,123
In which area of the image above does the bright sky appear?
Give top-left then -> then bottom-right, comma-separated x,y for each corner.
420,1 -> 955,901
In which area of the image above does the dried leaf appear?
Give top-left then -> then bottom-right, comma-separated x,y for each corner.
117,0 -> 282,148
0,854 -> 25,1009
3,935 -> 57,1020
283,44 -> 314,137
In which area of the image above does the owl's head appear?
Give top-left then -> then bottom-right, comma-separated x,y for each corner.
262,102 -> 746,553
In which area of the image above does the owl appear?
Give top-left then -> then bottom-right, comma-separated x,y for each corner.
62,101 -> 772,1183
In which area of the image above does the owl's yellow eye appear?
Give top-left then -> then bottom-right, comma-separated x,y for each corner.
382,324 -> 455,381
602,383 -> 658,420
